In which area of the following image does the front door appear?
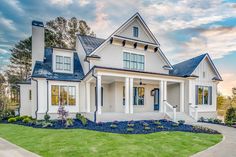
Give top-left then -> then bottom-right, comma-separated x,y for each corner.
153,88 -> 160,111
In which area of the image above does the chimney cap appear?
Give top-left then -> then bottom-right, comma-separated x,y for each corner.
32,20 -> 44,27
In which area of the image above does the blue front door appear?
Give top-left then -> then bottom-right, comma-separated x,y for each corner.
154,88 -> 160,111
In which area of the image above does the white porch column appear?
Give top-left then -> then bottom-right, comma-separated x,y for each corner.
159,80 -> 164,112
129,78 -> 134,114
125,77 -> 130,114
180,82 -> 184,112
188,80 -> 193,104
97,75 -> 102,114
86,82 -> 90,113
163,81 -> 167,101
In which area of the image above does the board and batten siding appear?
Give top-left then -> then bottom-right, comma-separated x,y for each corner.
191,58 -> 218,112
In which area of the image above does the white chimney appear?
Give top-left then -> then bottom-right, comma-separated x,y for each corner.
32,21 -> 45,73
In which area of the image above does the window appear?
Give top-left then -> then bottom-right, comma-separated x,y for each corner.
29,90 -> 32,100
55,55 -> 72,71
196,86 -> 212,105
51,85 -> 76,106
134,87 -> 145,105
123,52 -> 144,71
133,26 -> 139,37
123,87 -> 145,105
95,87 -> 104,106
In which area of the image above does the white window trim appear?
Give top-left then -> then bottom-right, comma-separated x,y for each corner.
122,50 -> 146,71
197,86 -> 210,105
53,50 -> 74,74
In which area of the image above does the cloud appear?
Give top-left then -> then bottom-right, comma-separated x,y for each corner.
218,73 -> 236,96
0,48 -> 9,54
3,0 -> 24,13
0,13 -> 16,31
49,0 -> 73,6
174,27 -> 236,60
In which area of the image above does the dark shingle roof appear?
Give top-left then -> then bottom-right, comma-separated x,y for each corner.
77,34 -> 105,55
32,48 -> 84,81
169,54 -> 207,77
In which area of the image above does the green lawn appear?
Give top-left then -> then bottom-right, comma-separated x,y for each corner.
0,124 -> 222,157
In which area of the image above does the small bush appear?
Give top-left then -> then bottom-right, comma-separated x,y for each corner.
22,117 -> 32,124
226,120 -> 234,126
80,117 -> 88,126
178,120 -> 185,125
225,107 -> 236,123
8,117 -> 16,123
44,114 -> 50,122
127,123 -> 134,127
127,127 -> 134,132
66,118 -> 74,127
143,122 -> 149,127
154,120 -> 161,125
110,124 -> 117,128
42,122 -> 53,128
213,119 -> 222,124
198,117 -> 205,122
144,126 -> 151,130
157,125 -> 164,129
171,123 -> 179,127
15,116 -> 21,121
208,118 -> 214,123
76,113 -> 82,120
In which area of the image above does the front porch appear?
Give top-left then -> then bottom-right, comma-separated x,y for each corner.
83,67 -> 186,122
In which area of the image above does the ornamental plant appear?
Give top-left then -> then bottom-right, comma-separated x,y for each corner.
58,105 -> 69,126
8,117 -> 16,123
44,114 -> 51,122
66,118 -> 74,127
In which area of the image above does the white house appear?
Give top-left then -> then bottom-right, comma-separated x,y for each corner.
18,13 -> 222,122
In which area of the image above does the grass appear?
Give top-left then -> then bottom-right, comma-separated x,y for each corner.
0,124 -> 222,157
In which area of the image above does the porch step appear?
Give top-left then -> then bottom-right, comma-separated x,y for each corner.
176,112 -> 196,123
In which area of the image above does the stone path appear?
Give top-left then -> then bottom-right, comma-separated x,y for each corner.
0,137 -> 40,157
192,123 -> 236,157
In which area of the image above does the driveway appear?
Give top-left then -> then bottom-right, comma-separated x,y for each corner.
0,138 -> 40,157
192,123 -> 236,157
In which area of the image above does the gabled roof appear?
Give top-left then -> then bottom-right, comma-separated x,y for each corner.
77,35 -> 105,55
32,48 -> 84,81
170,53 -> 222,81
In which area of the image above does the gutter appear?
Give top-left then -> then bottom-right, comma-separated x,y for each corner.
46,80 -> 49,115
91,68 -> 98,123
31,78 -> 38,119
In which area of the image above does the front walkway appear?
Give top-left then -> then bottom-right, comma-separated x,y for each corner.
191,123 -> 236,157
0,138 -> 40,157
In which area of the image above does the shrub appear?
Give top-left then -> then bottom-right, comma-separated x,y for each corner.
80,117 -> 88,126
144,126 -> 151,130
225,107 -> 236,123
8,117 -> 16,123
15,116 -> 21,121
66,118 -> 74,127
208,118 -> 214,123
154,120 -> 161,125
213,119 -> 222,124
157,125 -> 164,129
22,117 -> 32,124
0,110 -> 15,120
44,114 -> 50,122
127,123 -> 134,127
226,120 -> 234,126
110,124 -> 117,128
42,122 -> 53,128
143,122 -> 149,127
171,123 -> 179,127
76,113 -> 82,120
127,127 -> 134,132
198,117 -> 205,122
58,105 -> 69,126
178,120 -> 185,125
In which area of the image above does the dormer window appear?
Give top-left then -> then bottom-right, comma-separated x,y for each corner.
55,55 -> 72,72
133,26 -> 139,37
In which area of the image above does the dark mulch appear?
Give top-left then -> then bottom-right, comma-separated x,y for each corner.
1,119 -> 220,134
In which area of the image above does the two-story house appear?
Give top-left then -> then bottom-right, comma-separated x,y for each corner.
18,13 -> 222,122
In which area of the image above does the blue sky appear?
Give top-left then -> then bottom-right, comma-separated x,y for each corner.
0,0 -> 236,95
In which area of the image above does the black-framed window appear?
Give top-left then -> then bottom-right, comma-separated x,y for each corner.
196,85 -> 212,105
123,52 -> 144,71
133,26 -> 139,37
123,87 -> 145,105
95,87 -> 103,106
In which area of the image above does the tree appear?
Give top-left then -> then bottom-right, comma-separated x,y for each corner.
0,73 -> 7,111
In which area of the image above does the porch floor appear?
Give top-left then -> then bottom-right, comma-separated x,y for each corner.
83,112 -> 166,122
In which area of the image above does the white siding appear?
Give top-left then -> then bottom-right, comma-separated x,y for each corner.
167,83 -> 180,111
19,84 -> 32,116
117,17 -> 156,43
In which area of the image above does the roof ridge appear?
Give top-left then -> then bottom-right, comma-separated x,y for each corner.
77,34 -> 105,40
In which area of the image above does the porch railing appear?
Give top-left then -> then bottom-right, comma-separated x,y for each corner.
189,103 -> 198,121
164,100 -> 176,122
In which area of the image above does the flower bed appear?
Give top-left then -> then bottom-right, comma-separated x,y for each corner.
0,117 -> 220,134
198,117 -> 236,128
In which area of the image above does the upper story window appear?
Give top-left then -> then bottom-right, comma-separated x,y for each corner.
55,55 -> 72,72
123,52 -> 144,71
133,26 -> 139,37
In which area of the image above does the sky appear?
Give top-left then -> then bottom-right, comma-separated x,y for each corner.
0,0 -> 236,96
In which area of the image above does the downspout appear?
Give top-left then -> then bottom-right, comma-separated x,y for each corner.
85,56 -> 91,70
31,78 -> 38,119
92,68 -> 98,122
45,80 -> 49,115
